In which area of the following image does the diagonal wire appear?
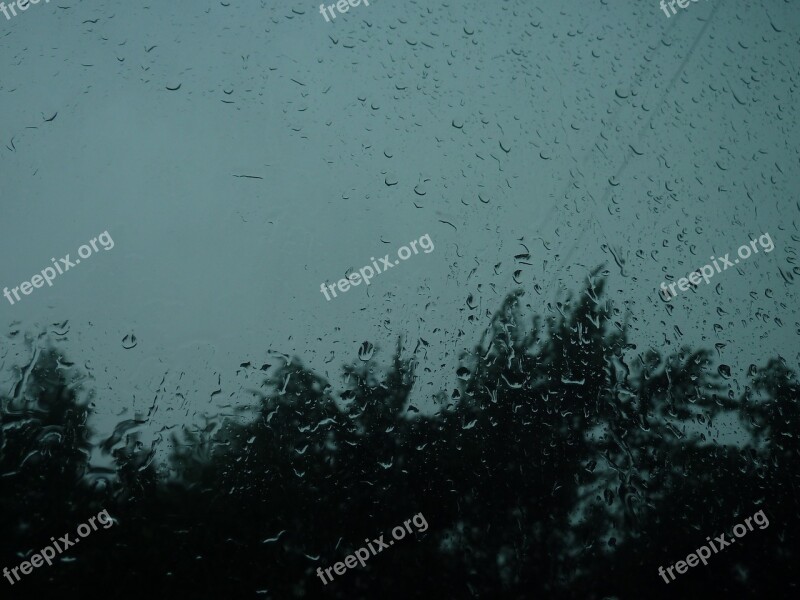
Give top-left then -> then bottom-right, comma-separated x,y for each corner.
542,1 -> 725,298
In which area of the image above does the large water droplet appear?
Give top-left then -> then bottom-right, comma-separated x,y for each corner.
358,342 -> 375,361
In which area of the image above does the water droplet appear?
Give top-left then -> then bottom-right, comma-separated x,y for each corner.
358,342 -> 375,361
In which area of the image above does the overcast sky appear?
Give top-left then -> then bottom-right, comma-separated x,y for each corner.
1,0 -> 797,458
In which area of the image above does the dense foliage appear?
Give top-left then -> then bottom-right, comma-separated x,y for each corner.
2,276 -> 797,598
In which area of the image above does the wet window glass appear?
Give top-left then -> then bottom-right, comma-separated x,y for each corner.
1,1 -> 797,597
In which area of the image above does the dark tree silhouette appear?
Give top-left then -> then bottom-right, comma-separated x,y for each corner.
1,276 -> 797,599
